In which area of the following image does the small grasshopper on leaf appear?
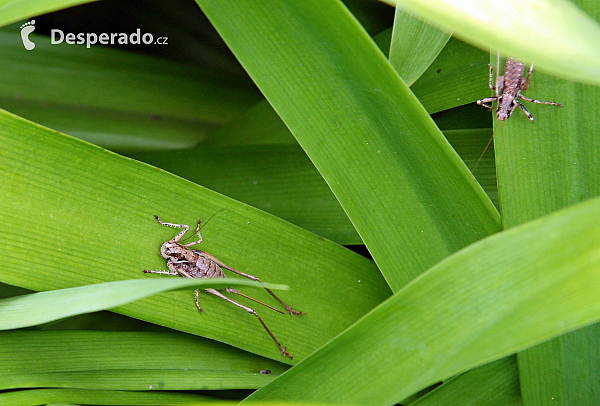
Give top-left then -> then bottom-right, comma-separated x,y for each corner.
477,52 -> 562,121
144,215 -> 302,359
471,53 -> 562,173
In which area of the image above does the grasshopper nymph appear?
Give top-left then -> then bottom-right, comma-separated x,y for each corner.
477,52 -> 562,121
144,215 -> 302,359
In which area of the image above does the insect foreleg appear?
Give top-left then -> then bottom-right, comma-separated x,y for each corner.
516,102 -> 535,121
204,288 -> 293,358
477,96 -> 498,111
154,215 -> 189,243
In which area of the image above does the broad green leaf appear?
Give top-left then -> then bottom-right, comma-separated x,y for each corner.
0,330 -> 287,390
0,109 -> 391,363
0,278 -> 283,330
0,29 -> 259,151
246,195 -> 600,404
389,7 -> 450,86
396,0 -> 600,85
0,0 -> 96,27
411,356 -> 522,406
0,388 -> 212,406
195,0 -> 501,291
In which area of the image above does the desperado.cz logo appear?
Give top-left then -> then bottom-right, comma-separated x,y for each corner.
19,20 -> 168,50
20,20 -> 36,50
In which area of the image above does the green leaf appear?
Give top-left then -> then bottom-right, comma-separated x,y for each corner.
411,356 -> 522,406
0,388 -> 213,406
0,0 -> 96,27
396,0 -> 600,86
389,7 -> 450,86
0,330 -> 287,390
246,195 -> 600,404
195,0 -> 501,291
0,109 -> 391,363
0,278 -> 283,330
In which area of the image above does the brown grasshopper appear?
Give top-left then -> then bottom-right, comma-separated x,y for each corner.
472,53 -> 562,172
477,52 -> 561,121
143,215 -> 302,359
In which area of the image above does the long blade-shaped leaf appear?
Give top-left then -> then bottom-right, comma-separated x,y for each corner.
0,388 -> 212,406
0,0 -> 96,27
246,195 -> 600,404
0,278 -> 282,330
0,330 -> 287,390
389,7 -> 450,86
196,0 -> 500,291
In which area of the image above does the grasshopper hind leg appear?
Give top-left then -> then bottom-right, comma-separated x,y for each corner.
204,288 -> 293,359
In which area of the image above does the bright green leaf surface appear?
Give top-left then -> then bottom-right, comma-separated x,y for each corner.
196,0 -> 501,291
396,0 -> 600,86
412,356 -> 522,406
0,278 -> 283,330
0,330 -> 287,390
247,195 -> 600,404
0,0 -> 96,27
0,388 -> 212,406
389,7 -> 450,86
0,109 -> 391,363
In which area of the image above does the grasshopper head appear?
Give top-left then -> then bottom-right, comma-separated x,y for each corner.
497,110 -> 510,121
159,241 -> 178,259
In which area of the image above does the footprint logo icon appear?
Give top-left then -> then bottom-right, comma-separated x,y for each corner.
20,20 -> 36,50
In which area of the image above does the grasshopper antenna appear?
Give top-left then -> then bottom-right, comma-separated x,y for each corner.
472,134 -> 494,174
181,208 -> 227,244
